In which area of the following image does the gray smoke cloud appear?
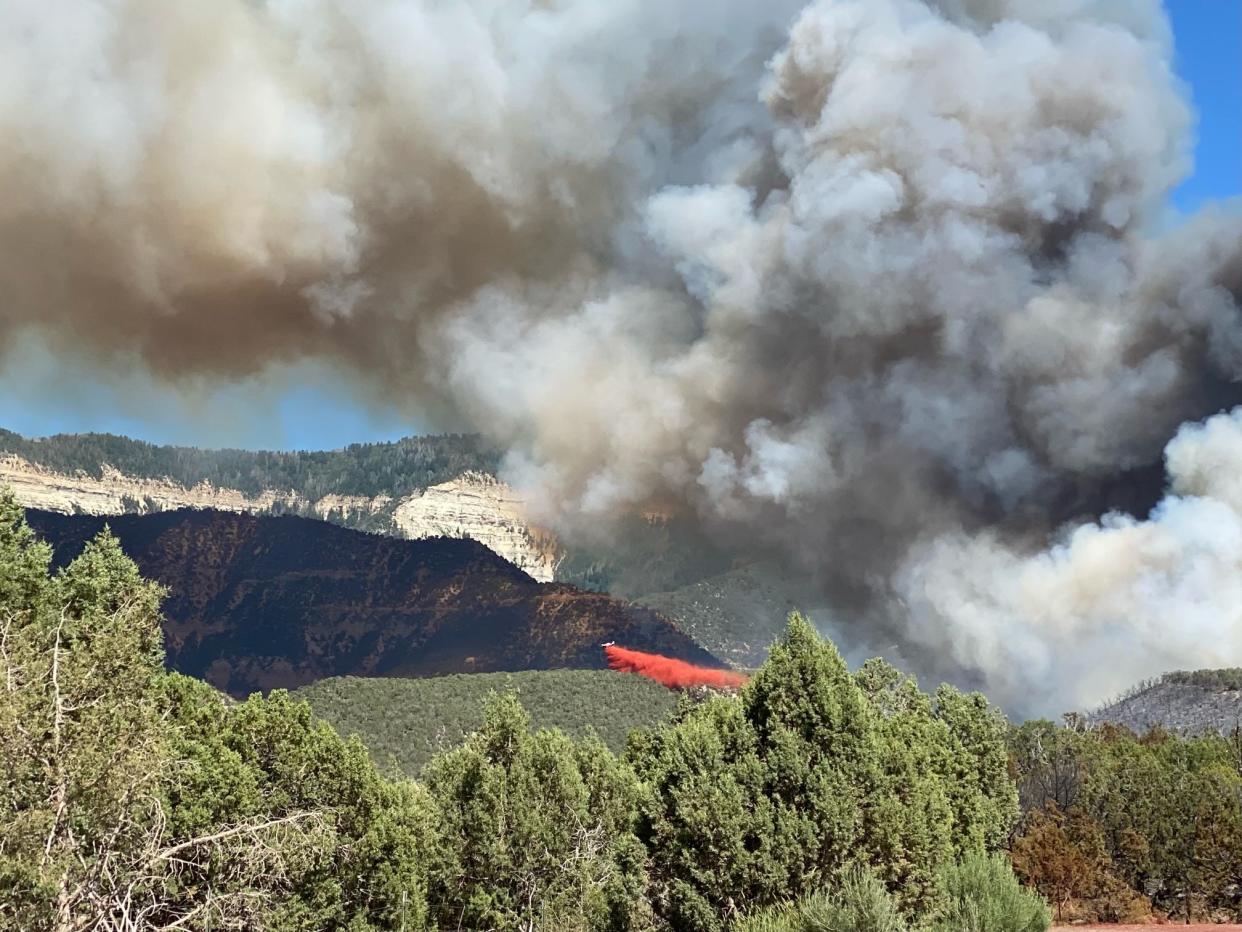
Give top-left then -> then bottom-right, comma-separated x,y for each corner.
2,0 -> 1240,714
899,410 -> 1242,711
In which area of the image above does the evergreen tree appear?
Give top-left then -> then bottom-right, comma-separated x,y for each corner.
0,492 -> 440,930
632,614 -> 1017,931
0,490 -> 169,929
424,692 -> 653,931
933,685 -> 1019,852
161,679 -> 441,930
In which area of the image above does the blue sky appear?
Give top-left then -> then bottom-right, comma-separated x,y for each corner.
1167,0 -> 1241,214
0,0 -> 1238,452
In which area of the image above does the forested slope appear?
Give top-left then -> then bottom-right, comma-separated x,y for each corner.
2,489 -> 1038,930
6,489 -> 1240,929
294,669 -> 678,775
1089,668 -> 1242,735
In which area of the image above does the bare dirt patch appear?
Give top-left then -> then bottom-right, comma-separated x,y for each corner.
1058,926 -> 1242,930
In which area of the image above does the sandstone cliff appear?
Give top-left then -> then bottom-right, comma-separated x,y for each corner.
1,454 -> 559,581
0,452 -> 387,518
393,472 -> 559,582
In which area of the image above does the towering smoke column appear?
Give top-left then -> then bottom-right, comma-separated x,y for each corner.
605,645 -> 749,690
1,0 -> 1239,713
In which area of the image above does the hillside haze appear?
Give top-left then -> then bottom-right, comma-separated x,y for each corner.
1089,669 -> 1242,736
25,508 -> 720,697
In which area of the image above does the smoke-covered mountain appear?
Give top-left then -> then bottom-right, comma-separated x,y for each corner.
0,426 -> 744,598
25,508 -> 720,698
0,427 -> 799,663
635,563 -> 809,670
3,1 -> 1239,717
1088,669 -> 1242,737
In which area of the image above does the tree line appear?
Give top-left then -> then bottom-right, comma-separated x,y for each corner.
1009,715 -> 1242,923
0,428 -> 499,500
2,487 -> 1237,929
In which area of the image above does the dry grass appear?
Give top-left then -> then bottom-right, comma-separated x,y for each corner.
1058,925 -> 1242,930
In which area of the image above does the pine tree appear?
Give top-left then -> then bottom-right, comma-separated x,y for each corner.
0,492 -> 438,930
425,691 -> 652,931
633,614 -> 1016,930
0,492 -> 169,929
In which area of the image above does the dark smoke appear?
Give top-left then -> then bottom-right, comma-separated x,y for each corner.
2,0 -> 1240,713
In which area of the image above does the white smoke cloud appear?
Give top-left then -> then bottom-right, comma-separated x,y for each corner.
1,0 -> 1240,714
899,408 -> 1242,715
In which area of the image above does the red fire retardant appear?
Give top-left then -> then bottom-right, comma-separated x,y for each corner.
604,644 -> 748,690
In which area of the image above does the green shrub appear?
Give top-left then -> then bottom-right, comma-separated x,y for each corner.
633,615 -> 1017,929
931,853 -> 1050,932
294,669 -> 677,776
733,871 -> 907,932
1163,668 -> 1242,691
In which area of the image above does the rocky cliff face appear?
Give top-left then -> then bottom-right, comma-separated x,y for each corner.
25,508 -> 716,697
0,452 -> 388,519
394,472 -> 559,581
1,455 -> 559,581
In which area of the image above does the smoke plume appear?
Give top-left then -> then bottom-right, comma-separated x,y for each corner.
2,0 -> 1241,713
605,645 -> 749,690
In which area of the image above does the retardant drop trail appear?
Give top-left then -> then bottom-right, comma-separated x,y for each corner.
604,644 -> 748,690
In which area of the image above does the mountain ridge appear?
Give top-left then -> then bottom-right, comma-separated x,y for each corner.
1,426 -> 561,580
25,507 -> 720,697
0,427 -> 498,498
1088,669 -> 1242,735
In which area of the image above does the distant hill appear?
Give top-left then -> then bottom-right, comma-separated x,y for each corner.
25,508 -> 721,697
1,427 -> 563,577
553,512 -> 735,597
1089,668 -> 1242,735
0,427 -> 809,665
636,563 -> 809,669
0,427 -> 499,500
294,670 -> 678,776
